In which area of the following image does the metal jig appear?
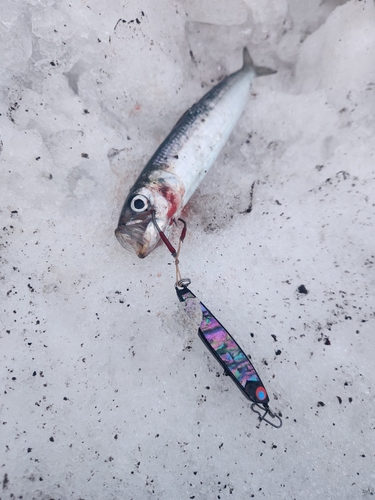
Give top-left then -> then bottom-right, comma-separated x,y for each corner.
152,213 -> 282,429
176,284 -> 282,429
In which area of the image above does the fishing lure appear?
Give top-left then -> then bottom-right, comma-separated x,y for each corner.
153,216 -> 282,428
176,283 -> 282,428
115,47 -> 281,427
115,48 -> 275,258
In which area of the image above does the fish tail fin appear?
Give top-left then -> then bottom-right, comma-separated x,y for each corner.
242,47 -> 277,76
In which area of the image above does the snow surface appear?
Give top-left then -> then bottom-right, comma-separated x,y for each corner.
1,0 -> 375,498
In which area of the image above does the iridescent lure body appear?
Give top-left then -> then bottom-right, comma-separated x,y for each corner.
176,284 -> 282,427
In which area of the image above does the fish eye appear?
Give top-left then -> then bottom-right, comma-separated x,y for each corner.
130,194 -> 149,213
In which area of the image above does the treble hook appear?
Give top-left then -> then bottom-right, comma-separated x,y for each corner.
251,403 -> 283,428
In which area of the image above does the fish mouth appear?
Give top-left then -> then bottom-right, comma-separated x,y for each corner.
115,229 -> 147,258
115,219 -> 161,258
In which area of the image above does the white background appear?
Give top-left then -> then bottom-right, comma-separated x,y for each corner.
1,0 -> 374,498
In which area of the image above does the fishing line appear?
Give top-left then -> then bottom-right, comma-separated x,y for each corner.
151,210 -> 186,286
151,211 -> 282,429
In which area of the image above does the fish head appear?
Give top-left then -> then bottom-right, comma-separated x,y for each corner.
115,185 -> 176,258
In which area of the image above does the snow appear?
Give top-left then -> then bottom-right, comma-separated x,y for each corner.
1,0 -> 374,498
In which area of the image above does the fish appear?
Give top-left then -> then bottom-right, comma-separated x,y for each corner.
115,48 -> 275,258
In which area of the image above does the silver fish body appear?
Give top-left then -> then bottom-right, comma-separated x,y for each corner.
115,48 -> 274,258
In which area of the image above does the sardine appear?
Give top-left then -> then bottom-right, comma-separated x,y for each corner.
115,48 -> 275,258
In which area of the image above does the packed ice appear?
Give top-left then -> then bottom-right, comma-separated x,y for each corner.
1,0 -> 374,498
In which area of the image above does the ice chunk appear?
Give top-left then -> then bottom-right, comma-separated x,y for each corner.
180,0 -> 249,26
296,0 -> 375,96
32,8 -> 75,42
244,0 -> 288,26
